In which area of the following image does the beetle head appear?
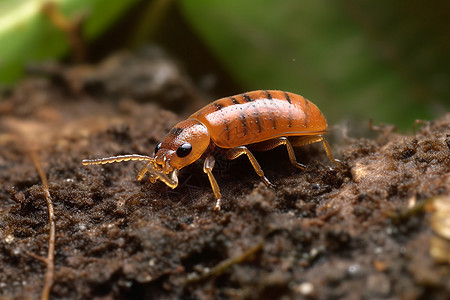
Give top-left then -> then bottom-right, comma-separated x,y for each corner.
152,119 -> 210,171
82,118 -> 210,190
137,118 -> 210,188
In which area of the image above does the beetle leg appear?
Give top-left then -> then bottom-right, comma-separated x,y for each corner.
251,137 -> 310,170
138,162 -> 179,188
224,146 -> 274,188
319,137 -> 344,168
203,155 -> 222,210
290,135 -> 344,168
136,162 -> 152,181
151,168 -> 179,189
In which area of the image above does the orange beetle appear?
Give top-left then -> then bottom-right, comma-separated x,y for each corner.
82,90 -> 342,209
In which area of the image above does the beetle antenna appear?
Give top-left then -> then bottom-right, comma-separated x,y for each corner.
82,154 -> 155,165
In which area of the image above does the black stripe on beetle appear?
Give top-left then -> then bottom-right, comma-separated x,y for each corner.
264,90 -> 280,129
215,103 -> 224,111
252,108 -> 263,133
242,93 -> 254,102
240,113 -> 248,136
284,91 -> 294,127
230,96 -> 240,105
283,91 -> 292,104
255,116 -> 262,133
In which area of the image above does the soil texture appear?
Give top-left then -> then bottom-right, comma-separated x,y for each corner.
0,47 -> 449,299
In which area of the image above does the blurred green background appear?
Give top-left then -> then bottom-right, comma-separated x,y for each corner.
0,0 -> 449,129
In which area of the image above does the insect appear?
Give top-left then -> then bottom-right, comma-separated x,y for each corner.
82,90 -> 342,210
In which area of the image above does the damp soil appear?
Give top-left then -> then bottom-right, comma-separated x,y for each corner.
0,48 -> 449,299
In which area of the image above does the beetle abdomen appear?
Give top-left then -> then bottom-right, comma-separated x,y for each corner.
191,90 -> 327,148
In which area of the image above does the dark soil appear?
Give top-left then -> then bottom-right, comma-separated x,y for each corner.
1,47 -> 449,300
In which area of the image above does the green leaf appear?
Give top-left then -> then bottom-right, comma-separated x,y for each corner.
0,0 -> 138,84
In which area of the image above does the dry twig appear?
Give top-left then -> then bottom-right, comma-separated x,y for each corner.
29,151 -> 56,300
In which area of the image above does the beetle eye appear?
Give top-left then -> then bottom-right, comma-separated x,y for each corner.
176,143 -> 192,157
154,142 -> 162,154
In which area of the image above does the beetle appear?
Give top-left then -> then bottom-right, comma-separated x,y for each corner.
82,90 -> 342,210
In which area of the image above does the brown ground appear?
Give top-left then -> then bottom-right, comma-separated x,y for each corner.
0,47 -> 449,299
